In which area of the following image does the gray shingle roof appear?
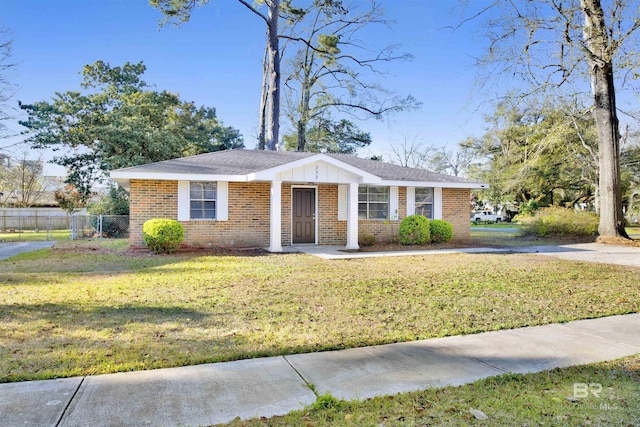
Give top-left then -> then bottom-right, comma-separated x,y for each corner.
112,149 -> 481,184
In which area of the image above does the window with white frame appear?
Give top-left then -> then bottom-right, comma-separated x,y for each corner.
358,186 -> 389,219
415,187 -> 434,219
190,182 -> 216,219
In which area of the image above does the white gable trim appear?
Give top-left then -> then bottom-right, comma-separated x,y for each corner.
251,154 -> 381,183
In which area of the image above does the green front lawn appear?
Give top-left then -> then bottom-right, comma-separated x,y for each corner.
0,229 -> 71,242
1,241 -> 638,383
225,354 -> 640,426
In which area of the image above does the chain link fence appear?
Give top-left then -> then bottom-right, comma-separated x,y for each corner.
0,215 -> 129,242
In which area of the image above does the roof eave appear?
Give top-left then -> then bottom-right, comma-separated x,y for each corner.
379,180 -> 489,189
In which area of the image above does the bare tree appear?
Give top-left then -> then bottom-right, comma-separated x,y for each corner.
429,145 -> 474,177
469,0 -> 638,238
0,153 -> 48,207
388,135 -> 436,169
281,0 -> 419,152
1,27 -> 17,138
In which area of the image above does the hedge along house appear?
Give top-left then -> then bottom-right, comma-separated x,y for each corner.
110,149 -> 487,252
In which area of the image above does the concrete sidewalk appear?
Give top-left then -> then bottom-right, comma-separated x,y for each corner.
1,313 -> 639,427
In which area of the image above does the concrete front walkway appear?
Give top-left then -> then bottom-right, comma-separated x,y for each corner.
288,242 -> 640,267
1,314 -> 639,427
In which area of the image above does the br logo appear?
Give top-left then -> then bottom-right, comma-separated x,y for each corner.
573,383 -> 602,398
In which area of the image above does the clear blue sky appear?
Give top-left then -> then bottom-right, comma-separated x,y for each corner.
1,0 -> 495,175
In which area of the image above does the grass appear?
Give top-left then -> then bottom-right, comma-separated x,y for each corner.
223,354 -> 640,426
1,240 -> 639,383
0,229 -> 71,242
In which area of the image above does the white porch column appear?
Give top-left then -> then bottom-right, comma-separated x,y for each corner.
346,182 -> 360,250
268,180 -> 283,252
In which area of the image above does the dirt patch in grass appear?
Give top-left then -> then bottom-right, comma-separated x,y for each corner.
1,246 -> 639,382
597,235 -> 640,247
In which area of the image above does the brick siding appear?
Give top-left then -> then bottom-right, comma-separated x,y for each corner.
129,180 -> 470,248
442,188 -> 471,241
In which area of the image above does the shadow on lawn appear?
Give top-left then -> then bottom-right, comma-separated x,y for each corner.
0,302 -> 207,327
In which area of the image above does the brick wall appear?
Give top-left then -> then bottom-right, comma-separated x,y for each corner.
129,180 -> 178,248
358,187 -> 471,244
317,184 -> 346,245
442,188 -> 471,241
129,180 -> 271,248
129,180 -> 471,248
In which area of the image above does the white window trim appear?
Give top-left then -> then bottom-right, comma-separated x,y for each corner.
337,185 -> 348,221
406,187 -> 415,216
434,187 -> 443,220
389,187 -> 399,220
358,185 -> 391,220
177,180 -> 228,221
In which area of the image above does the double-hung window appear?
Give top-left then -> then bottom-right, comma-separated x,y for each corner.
190,182 -> 216,220
358,186 -> 389,219
415,187 -> 434,219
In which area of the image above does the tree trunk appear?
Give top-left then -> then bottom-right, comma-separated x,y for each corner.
580,0 -> 628,238
265,0 -> 280,151
296,120 -> 306,151
257,45 -> 268,150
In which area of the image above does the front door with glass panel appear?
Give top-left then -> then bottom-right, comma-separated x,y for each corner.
292,188 -> 316,244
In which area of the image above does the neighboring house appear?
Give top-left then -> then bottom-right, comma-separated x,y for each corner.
110,149 -> 487,251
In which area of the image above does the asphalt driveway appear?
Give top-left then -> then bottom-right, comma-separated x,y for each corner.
0,241 -> 56,260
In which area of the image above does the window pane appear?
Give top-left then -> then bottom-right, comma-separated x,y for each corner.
203,183 -> 217,200
415,187 -> 433,203
358,203 -> 367,219
190,182 -> 203,199
190,201 -> 202,219
369,203 -> 388,219
368,186 -> 388,195
369,192 -> 389,202
415,203 -> 433,219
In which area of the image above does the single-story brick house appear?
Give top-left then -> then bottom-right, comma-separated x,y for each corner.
110,149 -> 486,251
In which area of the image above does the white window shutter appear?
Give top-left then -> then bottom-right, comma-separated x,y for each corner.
389,186 -> 399,220
337,185 -> 347,220
217,181 -> 228,221
434,187 -> 443,220
406,187 -> 415,216
177,181 -> 190,221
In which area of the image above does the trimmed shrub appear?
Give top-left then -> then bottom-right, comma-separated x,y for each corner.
359,233 -> 376,247
518,207 -> 598,237
143,219 -> 184,254
399,215 -> 431,245
430,219 -> 453,243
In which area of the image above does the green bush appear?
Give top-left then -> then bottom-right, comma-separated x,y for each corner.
518,207 -> 598,237
399,215 -> 431,245
430,219 -> 453,243
142,219 -> 185,254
